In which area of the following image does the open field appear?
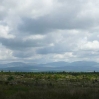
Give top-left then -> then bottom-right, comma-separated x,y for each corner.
0,71 -> 99,99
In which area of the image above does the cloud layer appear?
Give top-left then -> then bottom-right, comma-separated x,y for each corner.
0,0 -> 99,63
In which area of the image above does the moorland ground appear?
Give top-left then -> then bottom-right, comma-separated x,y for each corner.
0,71 -> 99,99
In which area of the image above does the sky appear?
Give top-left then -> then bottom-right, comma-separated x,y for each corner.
0,0 -> 99,64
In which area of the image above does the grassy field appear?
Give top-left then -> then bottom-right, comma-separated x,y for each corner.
0,71 -> 99,99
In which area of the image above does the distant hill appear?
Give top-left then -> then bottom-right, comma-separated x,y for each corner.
0,61 -> 99,72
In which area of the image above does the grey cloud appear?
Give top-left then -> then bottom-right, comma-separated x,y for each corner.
17,0 -> 98,35
36,47 -> 66,54
0,0 -> 99,63
73,50 -> 99,58
0,0 -> 8,20
18,17 -> 53,34
87,33 -> 99,41
36,43 -> 76,54
0,12 -> 6,20
18,15 -> 95,35
0,9 -> 7,20
13,50 -> 35,58
0,37 -> 48,50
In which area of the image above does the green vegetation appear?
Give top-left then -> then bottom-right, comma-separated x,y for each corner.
0,71 -> 99,99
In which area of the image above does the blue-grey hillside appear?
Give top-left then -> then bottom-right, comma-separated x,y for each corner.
0,61 -> 99,72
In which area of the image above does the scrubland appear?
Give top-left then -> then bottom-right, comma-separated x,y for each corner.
0,71 -> 99,99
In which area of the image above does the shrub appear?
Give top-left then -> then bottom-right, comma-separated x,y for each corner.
7,76 -> 14,81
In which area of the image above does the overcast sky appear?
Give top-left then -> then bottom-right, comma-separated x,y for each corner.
0,0 -> 99,63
